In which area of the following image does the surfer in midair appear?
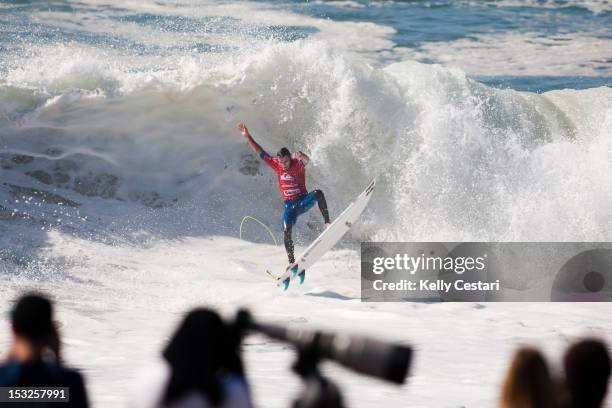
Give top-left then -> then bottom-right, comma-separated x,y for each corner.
237,123 -> 331,267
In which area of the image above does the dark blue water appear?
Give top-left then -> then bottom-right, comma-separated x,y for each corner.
281,0 -> 612,91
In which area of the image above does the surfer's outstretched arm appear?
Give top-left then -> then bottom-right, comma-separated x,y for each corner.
237,122 -> 263,155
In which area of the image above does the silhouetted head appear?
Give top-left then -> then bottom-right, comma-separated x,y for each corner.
500,347 -> 556,408
564,338 -> 611,408
277,147 -> 291,170
163,308 -> 242,406
10,292 -> 60,361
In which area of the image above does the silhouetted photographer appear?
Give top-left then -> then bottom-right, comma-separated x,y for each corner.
130,307 -> 411,408
0,293 -> 89,407
129,308 -> 252,408
233,309 -> 412,408
562,338 -> 611,408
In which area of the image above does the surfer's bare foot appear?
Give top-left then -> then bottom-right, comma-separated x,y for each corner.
325,222 -> 331,229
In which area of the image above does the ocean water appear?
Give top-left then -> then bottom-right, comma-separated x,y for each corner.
2,0 -> 612,246
1,1 -> 612,407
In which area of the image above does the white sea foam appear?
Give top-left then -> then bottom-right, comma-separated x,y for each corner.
399,31 -> 612,76
2,41 -> 612,243
1,232 -> 610,407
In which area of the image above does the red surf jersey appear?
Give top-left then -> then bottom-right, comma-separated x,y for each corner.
260,151 -> 307,201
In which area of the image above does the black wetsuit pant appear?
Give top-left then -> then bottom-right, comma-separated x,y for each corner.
283,189 -> 330,264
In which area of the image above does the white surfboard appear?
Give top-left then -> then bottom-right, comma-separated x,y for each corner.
276,179 -> 376,290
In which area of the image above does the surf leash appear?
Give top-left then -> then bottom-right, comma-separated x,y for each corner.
239,216 -> 281,280
239,215 -> 278,246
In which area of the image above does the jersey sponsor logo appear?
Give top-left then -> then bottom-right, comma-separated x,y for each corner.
284,188 -> 301,196
280,173 -> 295,182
